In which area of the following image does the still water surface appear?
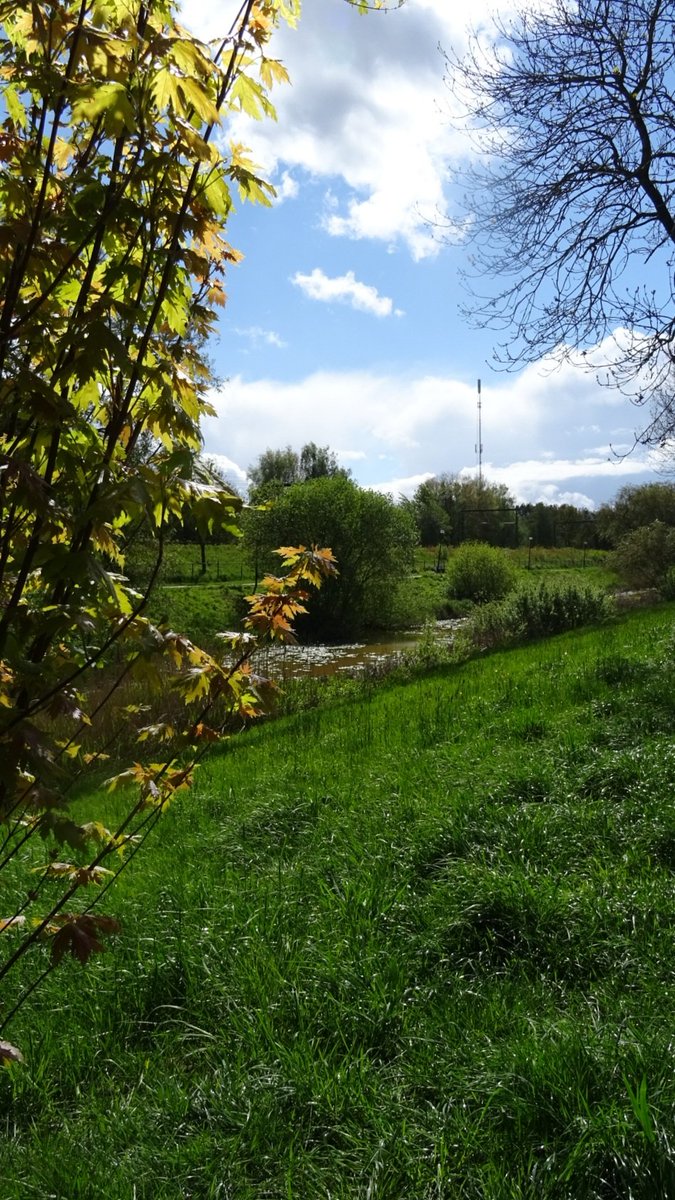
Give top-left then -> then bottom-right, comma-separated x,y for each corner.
255,620 -> 464,680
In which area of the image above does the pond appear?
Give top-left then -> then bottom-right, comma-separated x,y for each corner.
254,620 -> 465,680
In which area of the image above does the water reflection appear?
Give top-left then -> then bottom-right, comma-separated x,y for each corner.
254,620 -> 464,680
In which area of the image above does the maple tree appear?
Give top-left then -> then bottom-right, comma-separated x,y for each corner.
0,0 -> 350,1060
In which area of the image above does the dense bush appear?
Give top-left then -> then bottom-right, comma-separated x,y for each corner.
458,582 -> 615,653
598,483 -> 675,547
244,475 -> 417,638
613,521 -> 675,589
446,541 -> 516,603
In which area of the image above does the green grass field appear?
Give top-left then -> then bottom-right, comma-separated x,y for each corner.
125,539 -> 251,586
138,544 -> 618,649
145,581 -> 249,647
2,605 -> 675,1197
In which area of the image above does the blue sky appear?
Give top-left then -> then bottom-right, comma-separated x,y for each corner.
182,0 -> 670,508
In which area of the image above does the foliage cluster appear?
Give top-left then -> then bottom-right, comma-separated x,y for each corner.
245,474 -> 417,638
613,520 -> 675,589
446,540 -> 517,604
0,542 -> 336,1054
598,484 -> 675,547
408,474 -> 518,547
408,475 -> 600,550
0,0 -> 350,1057
248,441 -> 348,499
458,580 -> 615,653
517,500 -> 599,550
662,567 -> 675,601
3,609 -> 675,1195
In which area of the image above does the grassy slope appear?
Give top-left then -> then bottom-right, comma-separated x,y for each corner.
125,540 -> 250,586
3,607 -> 675,1197
143,546 -> 618,648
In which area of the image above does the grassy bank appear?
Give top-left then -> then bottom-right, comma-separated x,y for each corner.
125,540 -> 250,586
138,544 -> 617,649
2,606 -> 675,1197
145,581 -> 248,647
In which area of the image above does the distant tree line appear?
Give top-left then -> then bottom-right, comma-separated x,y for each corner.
407,477 -> 675,552
154,443 -> 675,569
406,476 -> 600,550
148,441 -> 675,625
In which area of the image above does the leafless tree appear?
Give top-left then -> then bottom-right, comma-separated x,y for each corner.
446,0 -> 675,438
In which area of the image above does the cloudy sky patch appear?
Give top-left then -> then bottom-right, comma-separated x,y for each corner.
180,0 -> 670,508
291,268 -> 402,317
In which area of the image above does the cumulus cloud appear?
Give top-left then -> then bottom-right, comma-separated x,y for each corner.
181,0 -> 505,259
200,350 -> 661,507
203,453 -> 249,490
479,455 -> 651,490
368,472 -> 436,500
273,170 -> 299,202
234,326 -> 287,348
291,268 -> 402,317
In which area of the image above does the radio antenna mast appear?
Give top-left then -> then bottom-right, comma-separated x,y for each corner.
475,378 -> 483,487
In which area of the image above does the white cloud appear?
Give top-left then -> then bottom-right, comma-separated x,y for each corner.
534,486 -> 598,509
181,0 -> 503,259
203,453 -> 249,490
274,170 -> 298,202
291,268 -> 402,317
479,455 -> 653,498
368,472 -> 436,500
200,347 -> 662,506
234,325 -> 286,348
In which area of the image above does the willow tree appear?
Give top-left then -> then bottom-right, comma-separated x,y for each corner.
0,0 -> 349,1059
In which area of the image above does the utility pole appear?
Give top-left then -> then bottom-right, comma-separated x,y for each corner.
476,378 -> 483,488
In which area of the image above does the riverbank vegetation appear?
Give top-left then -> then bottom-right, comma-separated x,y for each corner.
243,475 -> 418,639
134,540 -> 617,652
119,477 -> 675,650
2,604 -> 675,1197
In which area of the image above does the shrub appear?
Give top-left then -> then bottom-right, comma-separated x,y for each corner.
613,521 -> 675,589
245,475 -> 417,639
454,601 -> 525,655
402,620 -> 454,672
446,541 -> 516,604
457,581 -> 614,654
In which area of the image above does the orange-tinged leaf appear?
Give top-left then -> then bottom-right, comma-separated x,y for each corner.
34,862 -> 113,885
0,916 -> 26,934
50,914 -> 121,966
190,722 -> 220,742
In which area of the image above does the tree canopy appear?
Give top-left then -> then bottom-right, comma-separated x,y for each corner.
248,442 -> 347,497
597,481 -> 675,545
246,475 -> 417,637
409,476 -> 517,547
447,0 -> 675,435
